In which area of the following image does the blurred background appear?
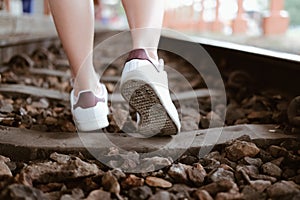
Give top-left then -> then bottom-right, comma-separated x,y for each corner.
0,0 -> 299,54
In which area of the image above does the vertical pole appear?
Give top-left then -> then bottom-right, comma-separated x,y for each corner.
262,0 -> 289,35
43,0 -> 51,15
211,0 -> 223,32
232,0 -> 247,34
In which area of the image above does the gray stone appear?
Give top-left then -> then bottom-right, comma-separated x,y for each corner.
149,191 -> 171,200
85,190 -> 111,200
241,157 -> 263,167
168,163 -> 188,183
249,180 -> 272,193
267,181 -> 300,198
0,161 -> 12,177
209,168 -> 235,182
128,186 -> 152,200
261,162 -> 282,178
19,154 -> 100,186
0,184 -> 47,200
201,180 -> 236,196
225,140 -> 260,161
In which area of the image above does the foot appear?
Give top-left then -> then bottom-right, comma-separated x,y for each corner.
70,82 -> 109,131
120,49 -> 181,136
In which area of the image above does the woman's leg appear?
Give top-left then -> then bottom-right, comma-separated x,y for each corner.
49,0 -> 99,95
121,0 -> 164,61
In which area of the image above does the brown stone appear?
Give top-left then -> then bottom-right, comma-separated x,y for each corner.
102,171 -> 120,195
201,180 -> 236,196
121,174 -> 144,189
86,189 -> 111,200
267,181 -> 300,198
261,162 -> 282,178
225,140 -> 260,161
187,163 -> 207,187
249,180 -> 272,193
0,161 -> 12,177
145,176 -> 172,188
194,190 -> 213,200
168,163 -> 188,183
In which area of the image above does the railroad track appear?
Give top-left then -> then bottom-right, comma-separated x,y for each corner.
0,31 -> 299,199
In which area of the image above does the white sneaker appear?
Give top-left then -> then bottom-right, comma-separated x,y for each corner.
70,83 -> 109,131
120,49 -> 181,136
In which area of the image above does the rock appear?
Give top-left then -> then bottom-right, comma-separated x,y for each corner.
193,190 -> 213,200
111,107 -> 129,131
179,155 -> 199,165
291,175 -> 300,184
0,161 -> 12,177
49,152 -> 71,164
226,104 -> 246,125
247,111 -> 272,122
141,156 -> 172,169
186,163 -> 207,186
102,171 -> 120,195
259,149 -> 274,163
209,168 -> 235,182
261,162 -> 282,178
121,174 -> 144,189
149,191 -> 171,200
249,180 -> 272,193
85,189 -> 111,200
267,181 -> 300,198
181,116 -> 199,131
60,188 -> 84,200
240,157 -> 263,167
215,192 -> 243,200
242,185 -> 267,200
145,176 -> 172,188
111,168 -> 126,180
225,140 -> 260,161
268,145 -> 289,158
19,154 -> 99,186
44,116 -> 58,125
270,157 -> 284,166
128,186 -> 152,200
0,184 -> 47,200
282,168 -> 296,179
167,163 -> 188,183
0,100 -> 13,113
201,180 -> 236,196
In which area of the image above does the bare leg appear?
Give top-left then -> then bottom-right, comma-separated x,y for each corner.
49,0 -> 99,95
121,0 -> 164,61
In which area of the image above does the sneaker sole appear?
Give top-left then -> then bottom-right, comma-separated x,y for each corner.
121,79 -> 178,136
74,116 -> 109,132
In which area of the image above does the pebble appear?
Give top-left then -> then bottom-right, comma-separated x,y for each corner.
225,140 -> 260,161
240,156 -> 263,167
215,192 -> 243,200
19,154 -> 99,186
121,174 -> 144,189
167,163 -> 188,183
128,186 -> 152,200
193,189 -> 213,200
267,181 -> 300,198
249,180 -> 272,192
85,189 -> 111,200
101,171 -> 120,195
242,185 -> 267,200
186,163 -> 207,186
0,184 -> 47,200
209,168 -> 235,182
268,145 -> 289,158
0,161 -> 12,177
201,180 -> 236,196
149,191 -> 171,200
261,162 -> 282,178
145,176 -> 172,188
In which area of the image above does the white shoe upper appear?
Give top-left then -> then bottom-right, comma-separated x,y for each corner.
70,83 -> 109,131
